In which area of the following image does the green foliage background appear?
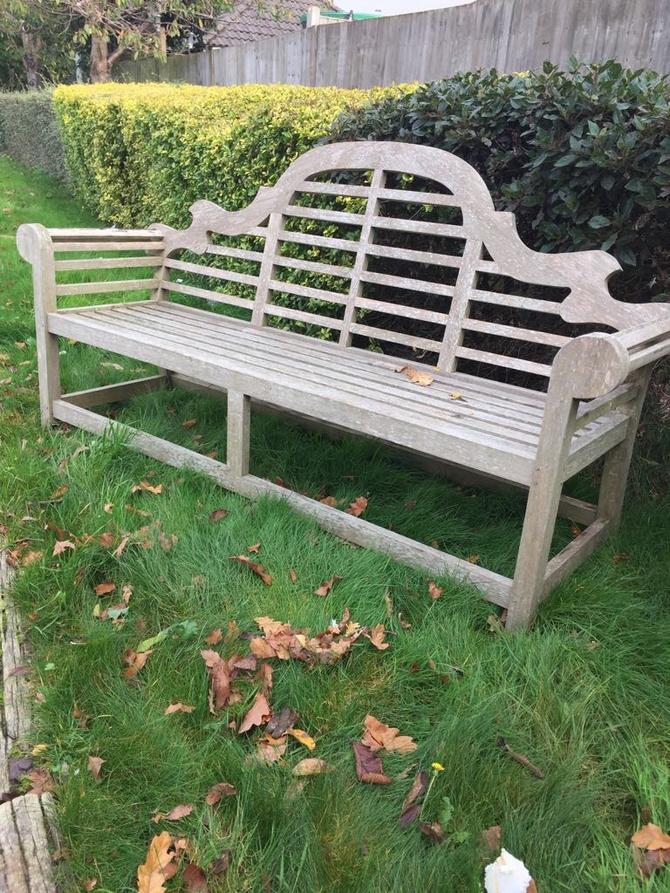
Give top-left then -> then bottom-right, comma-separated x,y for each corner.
0,89 -> 69,181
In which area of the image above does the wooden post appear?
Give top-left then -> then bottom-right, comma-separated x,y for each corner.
16,225 -> 60,427
226,391 -> 251,478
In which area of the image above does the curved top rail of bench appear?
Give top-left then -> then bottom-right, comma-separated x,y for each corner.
154,141 -> 668,331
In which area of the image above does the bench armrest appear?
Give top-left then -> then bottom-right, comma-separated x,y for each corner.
612,314 -> 670,372
16,223 -> 164,265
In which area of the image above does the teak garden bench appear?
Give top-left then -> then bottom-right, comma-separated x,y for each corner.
17,142 -> 670,628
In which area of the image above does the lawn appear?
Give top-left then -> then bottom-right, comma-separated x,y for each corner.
2,154 -> 670,893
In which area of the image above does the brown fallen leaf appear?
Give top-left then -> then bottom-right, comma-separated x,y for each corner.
210,850 -> 232,876
632,822 -> 670,876
480,824 -> 502,855
286,728 -> 316,751
352,741 -> 393,785
289,568 -> 298,584
113,534 -> 130,559
137,831 -> 175,893
50,483 -> 69,499
182,864 -> 208,891
318,495 -> 338,507
200,650 -> 234,711
182,419 -> 197,428
362,715 -> 417,755
229,555 -> 273,586
419,821 -> 446,843
52,539 -> 75,557
164,703 -> 195,715
314,574 -> 343,597
292,758 -> 334,776
247,542 -> 261,553
395,365 -> 433,387
21,550 -> 43,566
87,755 -> 106,780
98,532 -> 115,549
266,706 -> 299,739
632,823 -> 670,851
238,691 -> 271,734
427,580 -> 443,600
209,509 -> 229,522
153,803 -> 194,823
132,480 -> 163,495
399,770 -> 428,828
345,496 -> 368,517
122,648 -> 153,679
159,532 -> 178,551
205,782 -> 237,806
94,581 -> 116,597
251,735 -> 287,765
205,629 -> 222,646
84,880 -> 97,891
104,502 -> 114,513
26,768 -> 55,795
364,623 -> 390,651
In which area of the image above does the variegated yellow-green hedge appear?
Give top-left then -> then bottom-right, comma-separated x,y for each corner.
53,83 -> 408,227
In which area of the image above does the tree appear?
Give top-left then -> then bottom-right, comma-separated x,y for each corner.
62,0 -> 235,82
0,0 -> 77,88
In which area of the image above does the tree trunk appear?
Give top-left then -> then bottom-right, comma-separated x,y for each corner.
20,27 -> 42,90
90,34 -> 110,83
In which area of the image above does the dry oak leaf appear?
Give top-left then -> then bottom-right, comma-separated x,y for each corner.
362,715 -> 417,755
137,831 -> 175,893
292,758 -> 335,776
132,480 -> 163,495
52,539 -> 75,557
631,823 -> 670,877
153,803 -> 194,823
87,755 -> 106,780
238,691 -> 272,734
427,580 -> 443,600
164,703 -> 195,715
205,628 -> 223,646
26,768 -> 55,796
314,574 -> 343,597
395,365 -> 433,387
345,496 -> 368,517
632,823 -> 670,850
205,782 -> 237,806
352,741 -> 393,785
364,623 -> 390,651
229,555 -> 273,586
94,581 -> 116,597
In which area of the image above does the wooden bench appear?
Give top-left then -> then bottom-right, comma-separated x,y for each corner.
17,141 -> 670,628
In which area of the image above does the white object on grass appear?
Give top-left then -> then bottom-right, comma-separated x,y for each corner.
484,849 -> 533,893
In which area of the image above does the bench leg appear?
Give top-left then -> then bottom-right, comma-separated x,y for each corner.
596,367 -> 651,531
29,237 -> 60,427
226,391 -> 250,479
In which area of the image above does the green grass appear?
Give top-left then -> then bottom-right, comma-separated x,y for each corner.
2,153 -> 670,893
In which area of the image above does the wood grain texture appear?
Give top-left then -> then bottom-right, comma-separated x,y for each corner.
17,141 -> 670,626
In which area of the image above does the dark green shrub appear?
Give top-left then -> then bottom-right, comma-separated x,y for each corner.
0,89 -> 68,182
325,60 -> 670,305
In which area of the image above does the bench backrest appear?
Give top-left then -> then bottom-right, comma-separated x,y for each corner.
156,143 -> 666,387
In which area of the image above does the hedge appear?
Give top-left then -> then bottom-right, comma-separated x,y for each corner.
0,89 -> 69,182
52,83 -> 407,227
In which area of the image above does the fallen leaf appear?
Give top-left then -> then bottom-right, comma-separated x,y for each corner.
98,532 -> 115,549
427,580 -> 443,600
229,555 -> 273,586
164,703 -> 195,715
210,850 -> 232,875
352,741 -> 393,785
159,532 -> 178,551
314,574 -> 343,597
205,629 -> 222,646
137,831 -> 175,893
122,648 -> 153,678
613,553 -> 630,562
87,756 -> 106,780
50,483 -> 68,499
466,554 -> 480,564
21,550 -> 43,566
104,502 -> 114,513
289,568 -> 298,584
399,771 -> 428,827
238,691 -> 271,734
84,881 -> 98,892
182,419 -> 197,428
182,864 -> 208,891
419,821 -> 446,843
113,534 -> 130,559
632,823 -> 670,851
200,650 -> 234,711
101,361 -> 123,371
26,768 -> 55,795
364,623 -> 390,651
154,803 -> 194,823
247,542 -> 261,553
52,539 -> 75,556
450,391 -> 462,400
251,735 -> 287,764
362,715 -> 417,755
345,496 -> 368,517
318,495 -> 338,507
286,728 -> 316,751
209,509 -> 229,522
292,758 -> 334,776
94,581 -> 116,597
480,824 -> 502,855
266,706 -> 299,738
122,584 -> 133,604
205,782 -> 237,805
132,480 -> 163,495
395,365 -> 433,386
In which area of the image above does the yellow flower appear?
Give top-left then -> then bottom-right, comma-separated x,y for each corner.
431,762 -> 445,772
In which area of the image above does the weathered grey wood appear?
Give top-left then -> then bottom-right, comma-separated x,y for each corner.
61,375 -> 166,408
54,255 -> 161,272
55,277 -> 158,297
18,141 -> 670,627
